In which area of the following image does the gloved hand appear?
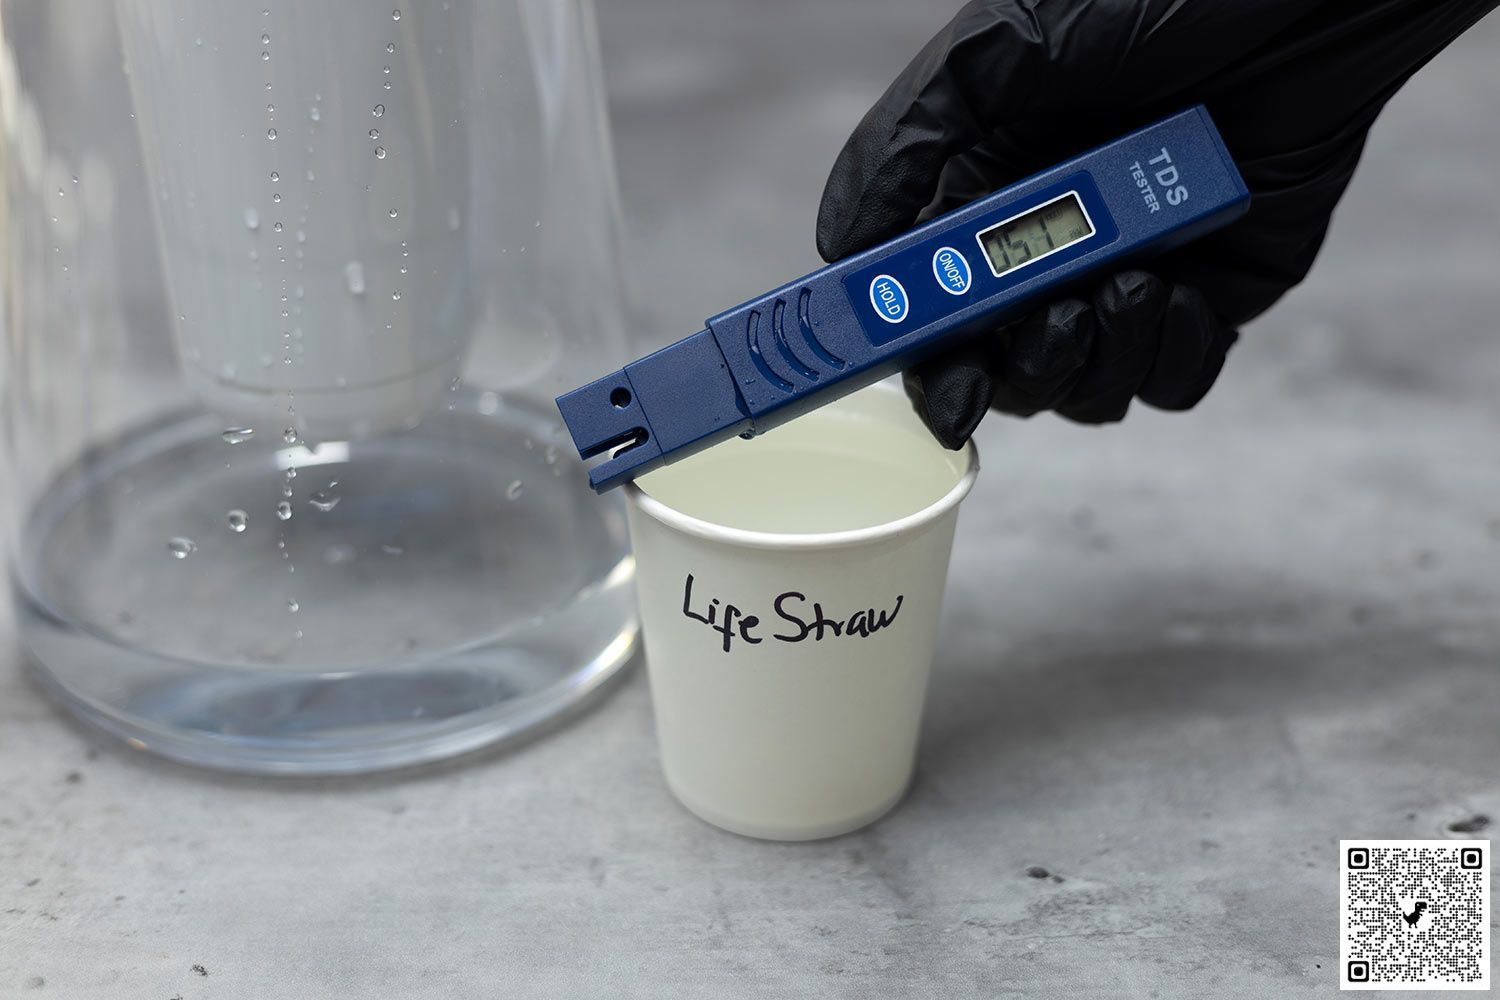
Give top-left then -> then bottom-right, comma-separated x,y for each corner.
817,0 -> 1498,447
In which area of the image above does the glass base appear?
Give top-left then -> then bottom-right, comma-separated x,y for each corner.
12,393 -> 637,774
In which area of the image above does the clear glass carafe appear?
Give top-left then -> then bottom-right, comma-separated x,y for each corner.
0,0 -> 637,773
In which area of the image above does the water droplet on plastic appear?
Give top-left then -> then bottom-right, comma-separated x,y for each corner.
227,510 -> 248,532
344,261 -> 366,295
221,427 -> 255,444
275,501 -> 293,521
244,207 -> 260,230
266,128 -> 277,140
392,8 -> 401,20
374,146 -> 386,160
167,537 -> 197,559
309,491 -> 341,512
282,427 -> 299,444
506,480 -> 524,500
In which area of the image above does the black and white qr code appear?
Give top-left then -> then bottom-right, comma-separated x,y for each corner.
1340,839 -> 1490,990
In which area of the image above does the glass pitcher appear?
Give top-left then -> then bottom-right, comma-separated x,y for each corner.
0,0 -> 637,773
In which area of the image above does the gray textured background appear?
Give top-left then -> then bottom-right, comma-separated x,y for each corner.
3,1 -> 1498,997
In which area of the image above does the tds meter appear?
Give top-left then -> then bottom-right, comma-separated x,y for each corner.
558,106 -> 1250,492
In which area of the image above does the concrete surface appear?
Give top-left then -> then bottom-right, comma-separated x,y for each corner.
3,2 -> 1499,997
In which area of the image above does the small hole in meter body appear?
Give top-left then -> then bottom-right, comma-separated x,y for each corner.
610,387 -> 632,408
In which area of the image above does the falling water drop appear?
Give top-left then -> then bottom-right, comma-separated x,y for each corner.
392,8 -> 401,20
227,510 -> 248,533
244,207 -> 260,230
308,105 -> 321,122
388,208 -> 398,218
506,480 -> 524,501
386,42 -> 396,53
391,290 -> 402,301
372,104 -> 385,118
344,261 -> 366,295
266,128 -> 278,140
270,170 -> 280,182
374,146 -> 387,160
383,80 -> 392,90
369,128 -> 381,140
287,599 -> 300,613
261,50 -> 271,61
167,537 -> 197,559
273,221 -> 283,232
283,427 -> 299,444
276,501 -> 293,521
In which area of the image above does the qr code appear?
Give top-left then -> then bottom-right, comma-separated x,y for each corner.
1340,839 -> 1490,990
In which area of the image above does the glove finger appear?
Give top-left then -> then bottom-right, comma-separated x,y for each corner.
1136,283 -> 1239,411
1054,271 -> 1169,424
991,297 -> 1095,418
902,339 -> 996,451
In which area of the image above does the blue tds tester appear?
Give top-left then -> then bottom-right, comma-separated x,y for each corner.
557,106 -> 1249,492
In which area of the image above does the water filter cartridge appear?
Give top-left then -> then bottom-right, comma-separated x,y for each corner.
117,0 -> 479,441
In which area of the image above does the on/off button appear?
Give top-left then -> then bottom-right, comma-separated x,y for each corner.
868,274 -> 909,324
931,246 -> 972,295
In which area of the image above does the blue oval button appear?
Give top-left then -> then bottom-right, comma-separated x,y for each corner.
931,246 -> 971,295
868,274 -> 908,324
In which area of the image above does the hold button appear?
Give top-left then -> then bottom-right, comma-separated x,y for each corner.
868,274 -> 908,324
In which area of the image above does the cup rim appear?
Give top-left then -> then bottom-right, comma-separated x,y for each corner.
624,412 -> 980,552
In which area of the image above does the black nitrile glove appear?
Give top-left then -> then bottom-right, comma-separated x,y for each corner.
817,0 -> 1498,447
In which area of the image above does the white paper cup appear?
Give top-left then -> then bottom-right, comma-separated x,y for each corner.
624,382 -> 978,841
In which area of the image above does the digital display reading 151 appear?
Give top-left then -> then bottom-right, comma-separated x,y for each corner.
977,193 -> 1094,277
